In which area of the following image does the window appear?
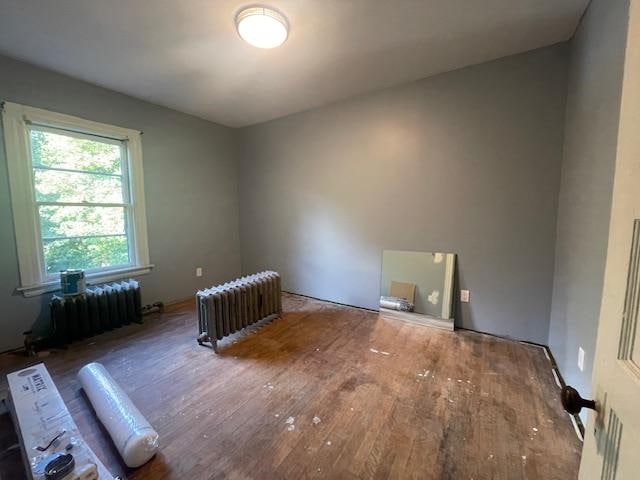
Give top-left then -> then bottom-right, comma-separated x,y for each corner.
3,102 -> 151,296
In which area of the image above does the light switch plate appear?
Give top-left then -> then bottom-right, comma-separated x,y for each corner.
196,267 -> 203,277
460,290 -> 470,303
578,347 -> 585,371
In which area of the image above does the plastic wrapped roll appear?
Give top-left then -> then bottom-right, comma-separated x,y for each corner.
380,296 -> 415,312
77,362 -> 159,468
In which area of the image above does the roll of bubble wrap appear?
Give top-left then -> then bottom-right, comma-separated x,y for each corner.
77,362 -> 159,468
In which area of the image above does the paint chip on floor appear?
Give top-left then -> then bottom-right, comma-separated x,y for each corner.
313,416 -> 321,425
369,347 -> 391,356
326,440 -> 332,446
287,424 -> 295,432
286,416 -> 295,424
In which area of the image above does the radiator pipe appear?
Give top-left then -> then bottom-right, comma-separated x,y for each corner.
141,302 -> 164,315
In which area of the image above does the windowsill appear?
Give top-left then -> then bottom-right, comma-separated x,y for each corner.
16,264 -> 155,298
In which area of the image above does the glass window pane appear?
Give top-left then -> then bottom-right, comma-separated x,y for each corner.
43,236 -> 130,274
34,168 -> 124,203
39,206 -> 126,238
29,128 -> 122,174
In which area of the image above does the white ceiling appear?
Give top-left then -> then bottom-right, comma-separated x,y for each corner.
0,0 -> 588,127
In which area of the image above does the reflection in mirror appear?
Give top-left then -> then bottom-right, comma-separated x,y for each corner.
380,250 -> 456,331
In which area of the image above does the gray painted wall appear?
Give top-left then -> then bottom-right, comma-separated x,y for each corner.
238,46 -> 569,343
548,0 -> 629,417
0,55 -> 241,352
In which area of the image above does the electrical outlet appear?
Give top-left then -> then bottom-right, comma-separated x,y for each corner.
460,290 -> 470,303
196,267 -> 203,277
578,347 -> 585,372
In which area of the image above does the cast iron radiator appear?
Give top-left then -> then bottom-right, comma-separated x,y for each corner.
50,279 -> 142,346
196,271 -> 282,352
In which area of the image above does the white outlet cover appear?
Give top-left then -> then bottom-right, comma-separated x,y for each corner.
578,347 -> 585,371
460,290 -> 470,303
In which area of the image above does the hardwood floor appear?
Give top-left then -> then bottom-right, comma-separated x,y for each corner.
0,293 -> 581,479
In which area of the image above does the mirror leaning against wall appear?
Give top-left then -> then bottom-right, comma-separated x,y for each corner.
379,250 -> 456,331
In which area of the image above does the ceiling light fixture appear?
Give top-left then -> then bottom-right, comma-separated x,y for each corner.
235,6 -> 288,49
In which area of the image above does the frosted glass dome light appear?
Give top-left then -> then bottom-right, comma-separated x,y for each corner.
236,7 -> 288,49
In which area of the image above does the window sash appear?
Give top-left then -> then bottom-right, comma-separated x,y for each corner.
36,201 -> 130,208
42,235 -> 131,277
28,124 -> 125,175
33,164 -> 124,179
27,128 -> 136,279
37,205 -> 135,280
28,122 -> 126,147
41,233 -> 129,242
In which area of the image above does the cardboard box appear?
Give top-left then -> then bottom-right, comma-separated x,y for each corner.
389,281 -> 416,303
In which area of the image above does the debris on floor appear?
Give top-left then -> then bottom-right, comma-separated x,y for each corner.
285,416 -> 295,431
312,416 -> 321,425
369,348 -> 391,356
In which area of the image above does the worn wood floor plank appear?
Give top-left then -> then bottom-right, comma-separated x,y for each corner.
0,293 -> 581,479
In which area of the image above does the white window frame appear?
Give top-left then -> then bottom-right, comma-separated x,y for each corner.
2,102 -> 152,297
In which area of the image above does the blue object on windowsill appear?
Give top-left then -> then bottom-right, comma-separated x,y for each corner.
60,269 -> 86,296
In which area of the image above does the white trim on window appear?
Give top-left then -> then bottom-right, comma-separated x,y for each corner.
2,102 -> 152,296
